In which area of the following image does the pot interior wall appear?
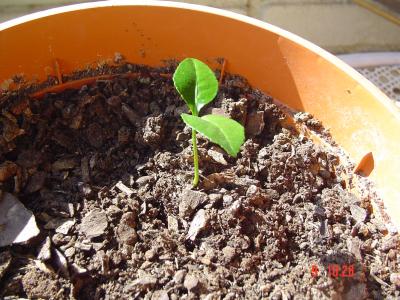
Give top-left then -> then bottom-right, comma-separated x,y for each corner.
0,3 -> 399,229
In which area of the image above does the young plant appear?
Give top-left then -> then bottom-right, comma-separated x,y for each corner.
173,58 -> 245,187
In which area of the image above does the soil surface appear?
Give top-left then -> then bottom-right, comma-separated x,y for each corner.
0,64 -> 399,299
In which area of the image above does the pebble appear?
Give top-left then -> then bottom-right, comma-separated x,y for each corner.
229,200 -> 241,216
207,149 -> 227,165
245,111 -> 265,136
388,249 -> 397,260
390,273 -> 400,288
76,241 -> 92,251
203,293 -> 219,300
52,233 -> 69,246
350,205 -> 367,223
173,270 -> 187,284
64,247 -> 75,258
71,263 -> 87,275
260,283 -> 273,294
122,103 -> 141,125
347,237 -> 362,260
211,107 -> 229,118
186,209 -> 208,241
136,175 -> 155,187
25,171 -> 46,193
381,235 -> 399,252
223,292 -> 236,300
128,276 -> 158,292
106,205 -> 121,219
37,237 -> 52,261
55,219 -> 76,235
183,274 -> 199,291
179,189 -> 208,218
52,158 -> 77,172
208,193 -> 222,204
358,223 -> 370,238
299,242 -> 308,250
370,217 -> 387,233
167,215 -> 179,233
332,225 -> 343,236
222,246 -> 236,262
115,181 -> 134,197
106,96 -> 121,107
0,192 -> 40,247
54,248 -> 69,277
223,195 -> 234,207
151,290 -> 169,300
117,212 -> 138,245
145,249 -> 156,261
80,209 -> 108,238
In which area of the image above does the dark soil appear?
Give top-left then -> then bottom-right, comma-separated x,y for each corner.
0,64 -> 399,300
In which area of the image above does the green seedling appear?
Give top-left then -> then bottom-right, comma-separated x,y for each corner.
173,58 -> 245,187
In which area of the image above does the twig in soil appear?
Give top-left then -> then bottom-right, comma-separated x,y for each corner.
219,58 -> 227,85
30,72 -> 172,99
54,59 -> 63,84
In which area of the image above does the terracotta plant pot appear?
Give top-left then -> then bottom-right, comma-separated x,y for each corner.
0,1 -> 399,230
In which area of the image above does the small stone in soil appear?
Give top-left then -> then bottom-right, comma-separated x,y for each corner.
222,246 -> 236,263
179,189 -> 208,219
245,111 -> 265,136
174,270 -> 187,284
71,263 -> 87,275
381,234 -> 399,252
118,126 -> 131,144
122,103 -> 141,125
64,247 -> 75,258
207,149 -> 227,165
390,273 -> 400,288
126,275 -> 158,292
86,123 -> 104,148
116,212 -> 138,245
79,209 -> 108,238
141,115 -> 164,147
54,248 -> 69,278
136,175 -> 155,187
168,215 -> 179,233
347,237 -> 362,260
186,209 -> 208,241
184,274 -> 200,292
37,237 -> 52,261
145,249 -> 156,261
52,157 -> 77,172
0,192 -> 40,247
151,290 -> 169,300
350,205 -> 367,223
115,181 -> 134,197
25,171 -> 46,193
211,107 -> 229,118
55,219 -> 75,235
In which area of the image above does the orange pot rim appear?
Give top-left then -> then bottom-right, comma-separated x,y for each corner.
0,1 -> 398,119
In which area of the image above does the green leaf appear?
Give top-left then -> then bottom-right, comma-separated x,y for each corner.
173,58 -> 218,115
181,113 -> 245,157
